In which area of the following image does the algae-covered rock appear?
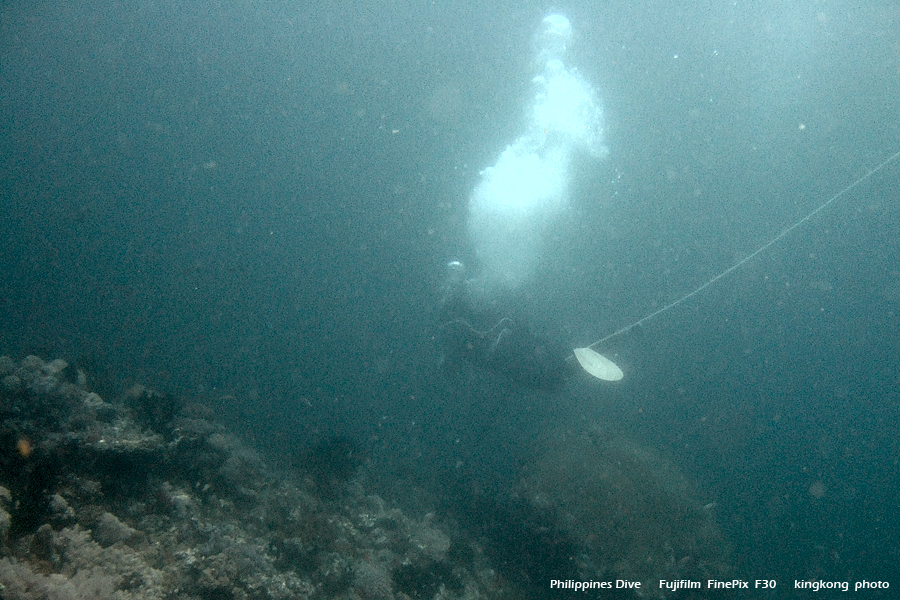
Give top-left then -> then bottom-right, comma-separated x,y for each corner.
517,424 -> 732,597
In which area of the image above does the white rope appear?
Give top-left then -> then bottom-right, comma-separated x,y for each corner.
587,149 -> 900,350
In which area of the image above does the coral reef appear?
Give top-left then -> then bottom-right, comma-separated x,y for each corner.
0,356 -> 499,600
0,355 -> 730,600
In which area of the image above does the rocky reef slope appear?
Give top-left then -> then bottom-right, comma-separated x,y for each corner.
0,355 -> 499,600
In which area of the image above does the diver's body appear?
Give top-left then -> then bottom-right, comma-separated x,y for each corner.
439,261 -> 570,390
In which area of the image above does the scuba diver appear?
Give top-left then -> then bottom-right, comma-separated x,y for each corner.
438,261 -> 573,390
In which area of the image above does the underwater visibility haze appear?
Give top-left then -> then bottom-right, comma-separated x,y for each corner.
1,0 -> 900,597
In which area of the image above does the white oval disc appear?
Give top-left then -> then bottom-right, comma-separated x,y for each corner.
573,347 -> 624,381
